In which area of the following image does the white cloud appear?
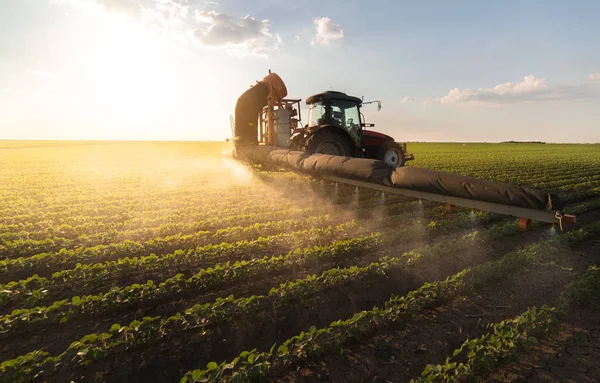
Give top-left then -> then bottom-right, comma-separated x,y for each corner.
439,75 -> 596,105
94,0 -> 144,17
193,11 -> 280,56
54,0 -> 281,57
401,96 -> 415,103
589,72 -> 600,81
312,17 -> 343,45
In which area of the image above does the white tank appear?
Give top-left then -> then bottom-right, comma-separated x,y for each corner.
273,108 -> 291,148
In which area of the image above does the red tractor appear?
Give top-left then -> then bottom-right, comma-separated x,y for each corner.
291,90 -> 413,167
232,71 -> 414,167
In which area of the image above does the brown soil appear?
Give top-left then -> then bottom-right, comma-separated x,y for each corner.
38,224 -> 548,382
488,307 -> 600,383
0,207 -> 507,360
271,242 -> 600,383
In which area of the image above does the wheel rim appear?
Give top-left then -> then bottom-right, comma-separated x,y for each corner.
315,140 -> 345,156
384,149 -> 400,167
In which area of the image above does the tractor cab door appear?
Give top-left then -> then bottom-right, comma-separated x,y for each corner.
328,100 -> 362,146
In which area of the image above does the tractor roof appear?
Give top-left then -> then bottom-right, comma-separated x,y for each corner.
306,91 -> 362,106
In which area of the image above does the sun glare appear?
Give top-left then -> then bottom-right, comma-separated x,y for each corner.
74,12 -> 179,133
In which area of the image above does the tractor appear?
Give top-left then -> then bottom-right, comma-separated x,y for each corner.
290,90 -> 414,167
232,71 -> 414,167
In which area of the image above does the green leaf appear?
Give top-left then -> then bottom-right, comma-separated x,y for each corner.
206,361 -> 218,371
422,365 -> 432,376
192,369 -> 203,380
277,344 -> 289,355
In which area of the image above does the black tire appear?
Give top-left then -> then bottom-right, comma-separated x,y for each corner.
378,142 -> 405,167
305,129 -> 353,157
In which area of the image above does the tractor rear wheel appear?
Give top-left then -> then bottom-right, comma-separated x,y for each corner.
305,129 -> 352,157
379,142 -> 405,167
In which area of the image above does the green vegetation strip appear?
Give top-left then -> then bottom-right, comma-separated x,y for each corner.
0,218 -> 537,381
562,195 -> 600,215
0,206 -> 494,310
0,188 -> 280,226
0,215 -> 334,277
414,263 -> 600,383
0,235 -> 382,383
0,234 -> 381,335
175,221 -> 600,383
0,210 -> 507,326
0,206 -> 312,244
0,221 -> 360,310
0,214 -> 331,262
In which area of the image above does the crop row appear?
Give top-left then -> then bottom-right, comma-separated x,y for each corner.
0,207 -> 320,256
0,234 -> 390,382
0,216 -> 543,380
0,196 -> 303,238
0,234 -> 382,336
0,190 -> 265,222
0,200 -> 305,239
0,214 -> 335,278
0,184 -> 397,246
0,196 -> 468,284
0,186 -> 300,227
415,305 -> 560,382
0,168 -> 392,221
0,221 -> 362,310
178,221 -> 600,382
416,264 -> 600,382
424,166 -> 600,192
0,208 -> 504,311
0,183 -> 406,244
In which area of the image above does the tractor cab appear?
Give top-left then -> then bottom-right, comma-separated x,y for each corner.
294,90 -> 414,167
306,91 -> 363,147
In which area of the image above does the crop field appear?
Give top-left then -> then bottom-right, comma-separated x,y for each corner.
1,141 -> 599,383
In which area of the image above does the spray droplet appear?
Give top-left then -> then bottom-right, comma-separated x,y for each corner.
469,210 -> 476,224
416,198 -> 424,219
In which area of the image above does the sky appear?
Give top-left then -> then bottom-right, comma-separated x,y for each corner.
0,0 -> 599,143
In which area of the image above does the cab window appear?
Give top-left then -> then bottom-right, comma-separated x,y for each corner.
308,102 -> 326,127
331,100 -> 361,139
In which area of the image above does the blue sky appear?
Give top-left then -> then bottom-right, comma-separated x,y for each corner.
1,0 -> 599,142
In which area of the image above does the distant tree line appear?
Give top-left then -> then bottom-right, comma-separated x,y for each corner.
501,141 -> 546,144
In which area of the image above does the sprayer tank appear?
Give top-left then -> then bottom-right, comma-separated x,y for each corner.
273,108 -> 291,147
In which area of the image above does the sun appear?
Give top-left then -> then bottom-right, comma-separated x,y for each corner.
74,11 -> 180,133
61,4 -> 239,141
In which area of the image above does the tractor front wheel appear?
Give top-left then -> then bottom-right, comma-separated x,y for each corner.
379,142 -> 405,167
305,129 -> 352,157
